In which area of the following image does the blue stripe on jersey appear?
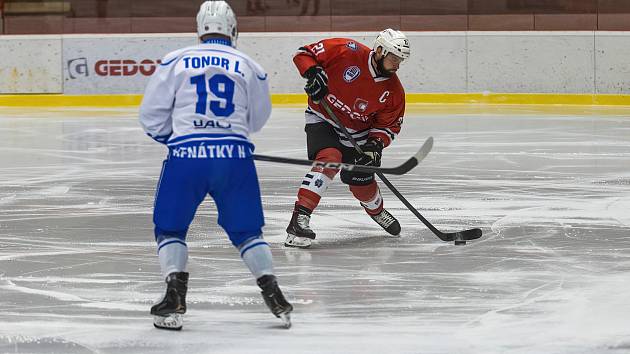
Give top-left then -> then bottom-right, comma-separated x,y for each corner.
167,139 -> 252,150
149,132 -> 172,144
168,133 -> 248,144
160,57 -> 178,66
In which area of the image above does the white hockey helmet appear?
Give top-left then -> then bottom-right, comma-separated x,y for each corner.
373,28 -> 410,60
196,1 -> 238,47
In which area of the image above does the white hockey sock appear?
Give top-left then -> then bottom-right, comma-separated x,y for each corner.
158,239 -> 188,278
239,237 -> 274,279
299,171 -> 333,198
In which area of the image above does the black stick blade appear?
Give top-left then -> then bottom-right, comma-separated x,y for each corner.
441,228 -> 483,242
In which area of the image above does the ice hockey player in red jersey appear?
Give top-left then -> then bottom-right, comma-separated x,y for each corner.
285,29 -> 411,248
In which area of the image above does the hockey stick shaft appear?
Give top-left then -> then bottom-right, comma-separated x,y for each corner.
319,100 -> 481,242
253,155 -> 403,175
254,154 -> 381,173
254,136 -> 432,175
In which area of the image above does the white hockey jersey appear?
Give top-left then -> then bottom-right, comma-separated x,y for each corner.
139,39 -> 271,149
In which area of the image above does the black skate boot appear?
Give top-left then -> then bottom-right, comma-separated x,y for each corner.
257,274 -> 293,328
369,209 -> 401,236
285,203 -> 316,248
150,272 -> 189,330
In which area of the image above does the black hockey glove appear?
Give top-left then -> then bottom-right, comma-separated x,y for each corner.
355,137 -> 384,167
303,66 -> 328,102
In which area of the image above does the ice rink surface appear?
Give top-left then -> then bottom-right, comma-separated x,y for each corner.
1,105 -> 629,354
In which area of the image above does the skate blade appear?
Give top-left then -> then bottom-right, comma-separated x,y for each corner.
153,314 -> 183,330
279,312 -> 292,329
284,234 -> 312,249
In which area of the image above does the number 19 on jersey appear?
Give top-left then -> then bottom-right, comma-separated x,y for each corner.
190,73 -> 235,117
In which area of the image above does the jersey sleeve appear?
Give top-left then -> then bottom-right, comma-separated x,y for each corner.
369,85 -> 406,147
293,38 -> 348,76
138,52 -> 178,144
246,60 -> 272,134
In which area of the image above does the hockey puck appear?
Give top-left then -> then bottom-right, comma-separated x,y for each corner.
454,240 -> 467,246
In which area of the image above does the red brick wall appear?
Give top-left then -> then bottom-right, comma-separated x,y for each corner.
2,0 -> 629,34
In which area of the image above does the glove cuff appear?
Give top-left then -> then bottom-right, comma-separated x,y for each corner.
304,65 -> 323,79
367,137 -> 384,151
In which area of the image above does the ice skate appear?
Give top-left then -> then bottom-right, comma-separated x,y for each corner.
151,272 -> 189,330
257,275 -> 293,328
369,209 -> 401,236
285,203 -> 316,248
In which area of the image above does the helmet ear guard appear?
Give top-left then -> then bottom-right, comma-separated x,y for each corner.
373,28 -> 410,61
197,1 -> 238,47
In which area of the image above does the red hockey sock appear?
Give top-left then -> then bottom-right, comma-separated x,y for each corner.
349,181 -> 383,215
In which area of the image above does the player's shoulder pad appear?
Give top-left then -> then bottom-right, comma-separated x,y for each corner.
330,38 -> 370,52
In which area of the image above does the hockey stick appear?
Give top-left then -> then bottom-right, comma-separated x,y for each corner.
319,100 -> 482,243
253,136 -> 432,175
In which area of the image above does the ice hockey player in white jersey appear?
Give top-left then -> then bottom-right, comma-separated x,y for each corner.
139,0 -> 292,330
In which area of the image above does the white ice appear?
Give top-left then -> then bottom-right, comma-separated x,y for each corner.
1,105 -> 630,354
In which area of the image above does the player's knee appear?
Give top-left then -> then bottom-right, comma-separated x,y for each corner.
349,181 -> 378,200
315,147 -> 342,163
314,147 -> 342,178
154,227 -> 188,244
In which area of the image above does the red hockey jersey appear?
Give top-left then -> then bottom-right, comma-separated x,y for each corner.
293,38 -> 405,147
